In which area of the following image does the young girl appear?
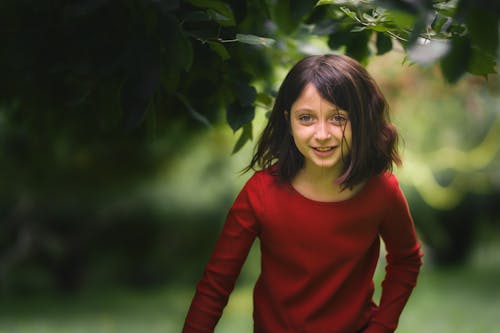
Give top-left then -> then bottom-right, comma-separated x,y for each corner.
183,54 -> 423,333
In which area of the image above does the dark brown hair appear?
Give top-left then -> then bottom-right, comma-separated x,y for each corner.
245,53 -> 401,189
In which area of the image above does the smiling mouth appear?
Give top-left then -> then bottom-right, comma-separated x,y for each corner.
313,146 -> 335,152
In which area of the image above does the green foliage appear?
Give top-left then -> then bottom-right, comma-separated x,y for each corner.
316,0 -> 498,81
376,32 -> 393,55
440,36 -> 471,83
1,0 -> 497,157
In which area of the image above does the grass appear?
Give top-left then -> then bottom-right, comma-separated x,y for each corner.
1,240 -> 499,333
0,287 -> 191,333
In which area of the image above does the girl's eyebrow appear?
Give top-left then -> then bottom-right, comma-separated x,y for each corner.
292,107 -> 315,113
292,107 -> 347,114
334,109 -> 349,115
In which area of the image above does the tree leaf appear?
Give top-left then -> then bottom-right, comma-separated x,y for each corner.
183,10 -> 211,23
271,0 -> 315,34
327,30 -> 352,50
176,93 -> 212,128
362,12 -> 376,23
468,46 -> 497,78
350,26 -> 366,32
227,102 -> 255,132
256,92 -> 274,109
376,32 -> 392,55
290,0 -> 317,22
373,0 -> 428,14
207,8 -> 235,27
236,34 -> 275,47
232,122 -> 253,154
466,7 -> 498,57
121,41 -> 161,130
234,82 -> 257,107
340,6 -> 358,21
345,30 -> 372,64
431,12 -> 451,33
315,0 -> 336,7
207,41 -> 230,60
434,1 -> 458,17
383,9 -> 416,30
159,13 -> 193,71
440,36 -> 471,83
369,24 -> 390,32
187,0 -> 236,26
270,0 -> 294,34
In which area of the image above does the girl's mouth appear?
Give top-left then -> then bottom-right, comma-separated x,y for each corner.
313,146 -> 335,152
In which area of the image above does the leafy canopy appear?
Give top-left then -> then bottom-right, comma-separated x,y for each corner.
0,0 -> 497,185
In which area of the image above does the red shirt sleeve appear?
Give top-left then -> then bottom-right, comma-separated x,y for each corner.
366,174 -> 423,332
182,174 -> 261,333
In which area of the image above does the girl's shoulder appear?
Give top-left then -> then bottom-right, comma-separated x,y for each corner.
368,172 -> 410,208
369,172 -> 402,196
377,171 -> 400,187
247,168 -> 280,188
238,169 -> 281,214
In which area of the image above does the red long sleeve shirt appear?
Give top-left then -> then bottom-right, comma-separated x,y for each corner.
183,170 -> 422,333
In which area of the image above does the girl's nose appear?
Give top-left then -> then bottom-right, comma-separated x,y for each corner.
314,121 -> 331,140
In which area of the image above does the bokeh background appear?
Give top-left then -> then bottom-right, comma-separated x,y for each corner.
1,1 -> 499,332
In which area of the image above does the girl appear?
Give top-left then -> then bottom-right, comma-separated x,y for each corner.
183,54 -> 423,333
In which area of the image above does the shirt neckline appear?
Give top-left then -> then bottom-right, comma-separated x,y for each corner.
285,175 -> 377,206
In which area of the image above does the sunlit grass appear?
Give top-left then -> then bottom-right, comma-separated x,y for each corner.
1,238 -> 499,333
0,287 -> 191,333
0,283 -> 235,332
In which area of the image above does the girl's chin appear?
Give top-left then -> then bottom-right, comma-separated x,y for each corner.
306,160 -> 343,172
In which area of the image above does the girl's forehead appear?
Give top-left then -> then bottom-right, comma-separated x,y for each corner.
292,84 -> 347,113
294,83 -> 330,104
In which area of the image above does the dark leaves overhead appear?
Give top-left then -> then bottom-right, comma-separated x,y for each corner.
0,0 -> 497,164
121,39 -> 161,130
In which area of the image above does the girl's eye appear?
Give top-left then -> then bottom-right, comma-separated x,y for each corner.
331,114 -> 348,125
298,114 -> 313,123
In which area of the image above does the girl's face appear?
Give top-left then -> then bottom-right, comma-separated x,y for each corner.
289,83 -> 352,177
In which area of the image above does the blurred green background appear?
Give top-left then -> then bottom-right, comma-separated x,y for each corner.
1,50 -> 499,333
1,1 -> 500,332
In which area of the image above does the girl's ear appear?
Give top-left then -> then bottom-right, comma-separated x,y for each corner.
284,110 -> 289,120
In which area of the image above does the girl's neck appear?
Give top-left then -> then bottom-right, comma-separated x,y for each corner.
297,166 -> 339,186
291,167 -> 363,203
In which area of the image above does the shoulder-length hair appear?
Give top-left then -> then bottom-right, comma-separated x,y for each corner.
245,53 -> 401,189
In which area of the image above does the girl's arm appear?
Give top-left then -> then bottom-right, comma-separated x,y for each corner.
182,176 -> 261,333
365,176 -> 423,333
